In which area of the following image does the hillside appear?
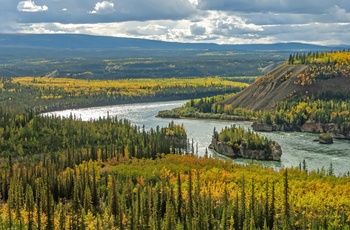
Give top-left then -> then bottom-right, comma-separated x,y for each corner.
156,51 -> 350,138
220,65 -> 308,110
216,51 -> 350,139
220,58 -> 350,111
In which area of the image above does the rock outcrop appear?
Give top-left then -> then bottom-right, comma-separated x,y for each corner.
301,120 -> 324,133
252,120 -> 350,140
251,122 -> 273,132
324,123 -> 350,139
318,133 -> 334,144
208,140 -> 235,158
209,138 -> 282,161
252,122 -> 295,132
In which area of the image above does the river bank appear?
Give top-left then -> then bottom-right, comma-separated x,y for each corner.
43,100 -> 350,175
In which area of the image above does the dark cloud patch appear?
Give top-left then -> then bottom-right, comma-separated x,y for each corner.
241,6 -> 350,26
198,0 -> 350,14
190,23 -> 206,35
112,0 -> 196,21
252,22 -> 350,45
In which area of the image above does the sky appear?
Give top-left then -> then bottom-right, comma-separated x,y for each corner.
1,0 -> 350,45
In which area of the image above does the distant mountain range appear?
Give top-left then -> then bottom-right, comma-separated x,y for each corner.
0,33 -> 346,51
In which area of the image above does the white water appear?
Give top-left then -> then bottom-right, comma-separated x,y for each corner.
43,100 -> 350,176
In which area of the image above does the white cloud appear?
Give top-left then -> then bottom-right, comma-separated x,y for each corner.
17,1 -> 48,12
188,0 -> 199,6
13,19 -> 350,45
89,1 -> 115,14
3,0 -> 350,45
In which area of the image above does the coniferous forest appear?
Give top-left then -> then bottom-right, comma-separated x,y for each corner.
0,52 -> 349,229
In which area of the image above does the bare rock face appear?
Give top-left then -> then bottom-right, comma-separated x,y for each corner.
209,139 -> 236,157
252,122 -> 273,132
270,142 -> 282,161
301,120 -> 324,133
324,123 -> 350,140
252,120 -> 350,140
252,122 -> 295,132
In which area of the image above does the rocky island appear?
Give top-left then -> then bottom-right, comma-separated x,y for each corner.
209,125 -> 282,161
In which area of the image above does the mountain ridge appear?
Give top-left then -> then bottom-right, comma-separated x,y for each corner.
0,33 -> 343,51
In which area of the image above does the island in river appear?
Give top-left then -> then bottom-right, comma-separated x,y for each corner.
209,125 -> 282,161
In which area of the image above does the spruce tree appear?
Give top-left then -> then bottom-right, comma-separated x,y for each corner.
25,185 -> 35,230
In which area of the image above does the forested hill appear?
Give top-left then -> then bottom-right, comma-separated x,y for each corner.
220,51 -> 350,111
215,51 -> 350,138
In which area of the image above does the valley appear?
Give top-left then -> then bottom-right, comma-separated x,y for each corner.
0,35 -> 349,229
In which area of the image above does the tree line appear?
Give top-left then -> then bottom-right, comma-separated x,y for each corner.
0,77 -> 248,114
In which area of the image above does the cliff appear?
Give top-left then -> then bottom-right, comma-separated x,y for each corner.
209,138 -> 282,161
252,120 -> 350,140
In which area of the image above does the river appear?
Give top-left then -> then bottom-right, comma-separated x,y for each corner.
43,100 -> 350,175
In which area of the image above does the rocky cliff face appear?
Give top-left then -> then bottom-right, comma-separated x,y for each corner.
252,120 -> 350,140
323,123 -> 350,139
252,122 -> 295,132
209,138 -> 282,161
301,121 -> 324,133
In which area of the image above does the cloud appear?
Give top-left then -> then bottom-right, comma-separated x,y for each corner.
190,23 -> 206,35
261,22 -> 350,45
112,0 -> 196,21
13,18 -> 350,46
10,0 -> 196,24
328,5 -> 350,22
197,0 -> 350,14
17,0 -> 48,12
188,0 -> 199,6
89,1 -> 115,14
2,0 -> 350,45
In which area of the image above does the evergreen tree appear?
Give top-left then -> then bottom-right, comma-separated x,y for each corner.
25,185 -> 35,230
